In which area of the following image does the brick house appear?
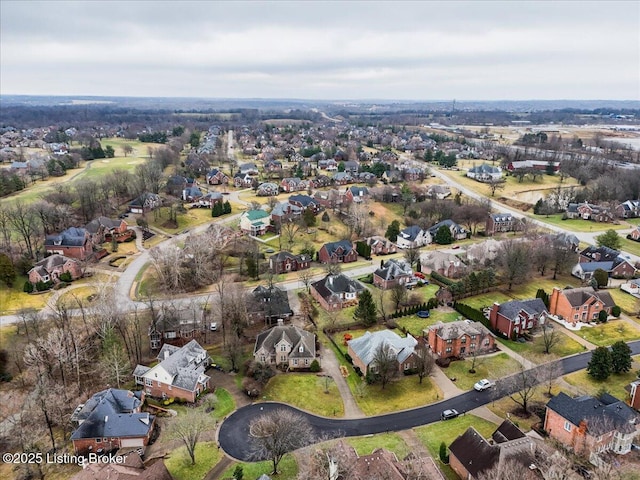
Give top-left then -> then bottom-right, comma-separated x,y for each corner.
616,199 -> 640,219
548,287 -> 616,325
396,225 -> 431,249
348,330 -> 419,376
579,245 -> 621,263
280,177 -> 308,193
128,192 -> 161,214
70,389 -> 155,455
253,325 -> 316,369
313,189 -> 344,209
288,194 -> 321,214
246,285 -> 294,324
45,227 -> 93,260
544,392 -> 640,457
628,379 -> 640,410
269,251 -> 311,274
239,209 -> 271,235
270,201 -> 302,225
630,226 -> 640,241
373,259 -> 415,290
318,240 -> 358,264
426,320 -> 495,359
485,213 -> 523,236
449,420 -> 536,480
233,172 -> 255,188
427,219 -> 468,242
344,186 -> 369,204
205,168 -> 229,185
488,299 -> 548,339
420,251 -> 467,279
147,305 -> 206,350
85,216 -> 129,244
133,340 -> 211,403
256,182 -> 279,196
565,202 -> 616,222
28,254 -> 82,285
365,235 -> 397,255
310,273 -> 366,311
572,256 -> 636,280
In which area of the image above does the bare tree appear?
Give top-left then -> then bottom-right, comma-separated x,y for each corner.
506,364 -> 539,414
376,289 -> 388,324
551,240 -> 576,280
298,268 -> 313,293
390,283 -> 408,310
250,408 -> 315,474
371,343 -> 398,389
499,240 -> 531,291
414,344 -> 435,384
122,144 -> 134,157
0,205 -> 12,252
486,177 -> 506,197
541,324 -> 560,355
537,359 -> 563,397
168,409 -> 216,465
477,457 -> 535,480
225,334 -> 244,372
9,200 -> 41,259
403,246 -> 421,269
281,219 -> 302,250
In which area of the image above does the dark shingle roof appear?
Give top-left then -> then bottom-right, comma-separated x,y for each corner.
45,227 -> 88,247
498,298 -> 548,322
449,427 -> 499,478
374,259 -> 413,281
399,225 -> 423,242
580,245 -> 620,262
562,287 -> 615,309
311,273 -> 365,300
248,285 -> 293,319
322,239 -> 354,256
254,325 -> 315,359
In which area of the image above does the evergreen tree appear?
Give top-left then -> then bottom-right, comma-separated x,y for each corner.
0,253 -> 16,287
587,346 -> 612,381
223,201 -> 232,214
385,220 -> 401,242
595,229 -> 622,250
302,208 -> 316,227
353,289 -> 377,327
611,340 -> 632,374
434,225 -> 453,245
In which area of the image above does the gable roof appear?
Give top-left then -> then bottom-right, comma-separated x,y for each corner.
428,320 -> 493,340
45,227 -> 88,247
85,216 -> 124,234
269,251 -> 310,263
311,273 -> 365,298
322,239 -> 354,256
29,254 -> 76,277
243,209 -> 269,221
254,325 -> 315,359
152,340 -> 210,392
560,287 -> 615,309
547,392 -> 640,436
398,225 -> 424,242
469,163 -> 501,174
348,330 -> 418,366
449,427 -> 499,477
288,194 -> 316,206
374,259 -> 413,281
420,251 -> 466,271
427,219 -> 466,236
497,299 -> 548,322
580,245 -> 620,262
248,285 -> 293,319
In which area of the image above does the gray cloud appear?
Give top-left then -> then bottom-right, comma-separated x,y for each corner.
1,0 -> 638,99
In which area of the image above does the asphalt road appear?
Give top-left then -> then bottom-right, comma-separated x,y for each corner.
218,340 -> 640,461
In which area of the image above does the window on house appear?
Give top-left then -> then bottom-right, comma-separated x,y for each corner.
574,314 -> 579,319
280,345 -> 286,351
260,355 -> 266,362
460,337 -> 466,344
470,343 -> 476,348
96,438 -> 102,443
471,335 -> 476,340
564,421 -> 572,432
445,347 -> 452,353
299,346 -> 304,353
293,359 -> 298,365
305,359 -> 309,365
281,355 -> 286,362
446,339 -> 452,344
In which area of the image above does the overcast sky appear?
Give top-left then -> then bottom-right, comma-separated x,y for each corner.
1,1 -> 638,100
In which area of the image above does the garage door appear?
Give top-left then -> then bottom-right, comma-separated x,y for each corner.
120,438 -> 144,448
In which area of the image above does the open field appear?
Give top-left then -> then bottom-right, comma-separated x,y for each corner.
0,275 -> 52,314
347,432 -> 411,458
221,455 -> 297,480
497,331 -> 586,360
261,373 -> 345,417
577,320 -> 640,346
608,288 -> 640,315
442,353 -> 521,391
147,206 -> 223,234
531,213 -> 627,232
354,374 -> 442,416
563,362 -> 640,401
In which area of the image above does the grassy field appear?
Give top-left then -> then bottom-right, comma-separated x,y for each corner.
0,275 -> 52,314
353,374 -> 442,416
261,373 -> 345,417
620,236 -> 640,257
507,274 -> 577,299
486,386 -> 555,433
211,388 -> 235,420
414,414 -> 499,480
146,206 -> 222,234
608,288 -> 639,315
221,455 -> 297,480
577,320 -> 640,346
459,291 -> 512,310
165,442 -> 221,480
563,366 -> 640,400
531,213 -> 626,232
396,310 -> 460,337
443,353 -> 521,391
497,331 -> 586,361
57,285 -> 98,304
347,432 -> 411,458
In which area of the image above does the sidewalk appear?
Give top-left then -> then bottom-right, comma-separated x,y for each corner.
319,343 -> 365,418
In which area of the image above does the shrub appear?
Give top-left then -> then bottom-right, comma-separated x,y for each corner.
344,353 -> 353,364
233,465 -> 244,480
354,366 -> 363,376
35,281 -> 51,292
598,310 -> 608,323
309,359 -> 321,372
23,281 -> 33,293
427,297 -> 438,310
242,377 -> 262,398
59,271 -> 72,282
439,441 -> 449,464
612,305 -> 621,317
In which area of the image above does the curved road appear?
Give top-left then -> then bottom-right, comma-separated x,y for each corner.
219,340 -> 640,461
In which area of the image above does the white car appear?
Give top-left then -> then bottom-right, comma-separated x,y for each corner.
210,322 -> 218,331
473,379 -> 495,391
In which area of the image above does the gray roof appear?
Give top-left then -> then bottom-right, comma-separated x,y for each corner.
348,330 -> 417,366
427,219 -> 466,236
577,261 -> 614,273
489,212 -> 515,222
154,340 -> 210,392
254,325 -> 315,359
561,287 -> 615,309
469,163 -> 500,174
448,427 -> 499,478
29,254 -> 75,277
420,251 -> 466,271
497,298 -> 548,322
311,273 -> 365,300
288,194 -> 316,207
70,389 -> 153,441
269,251 -> 310,263
85,216 -> 124,234
374,259 -> 413,281
248,285 -> 293,319
547,392 -> 640,436
428,320 -> 492,340
580,245 -> 620,262
322,239 -> 354,256
399,225 -> 423,242
45,227 -> 88,247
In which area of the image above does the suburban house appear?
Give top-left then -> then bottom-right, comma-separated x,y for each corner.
345,186 -> 369,203
630,225 -> 640,241
572,255 -> 636,280
239,162 -> 259,175
579,245 -> 621,264
543,232 -> 580,252
348,330 -> 419,376
365,235 -> 398,255
332,172 -> 354,185
233,172 -> 255,188
488,299 -> 548,339
269,251 -> 311,274
426,184 -> 451,200
310,174 -> 332,189
427,219 -> 468,241
70,452 -> 173,480
197,191 -> 223,208
382,169 -> 403,183
128,192 -> 162,214
253,325 -> 316,369
239,209 -> 271,235
544,392 -> 640,457
616,199 -> 640,219
280,177 -> 309,193
310,273 -> 366,311
449,420 -> 536,480
133,340 -> 211,403
565,202 -> 616,222
85,216 -> 130,244
147,306 -> 206,350
45,227 -> 93,260
318,240 -> 358,264
507,159 -> 560,172
485,213 -> 523,235
396,225 -> 431,249
466,163 -> 502,182
420,251 -> 467,279
247,285 -> 294,324
621,278 -> 640,297
313,188 -> 344,209
28,254 -> 82,285
548,287 -> 616,325
373,259 -> 415,290
70,389 -> 155,455
205,168 -> 229,185
256,182 -> 279,196
270,201 -> 303,225
289,194 -> 321,213
182,185 -> 203,202
426,320 -> 495,359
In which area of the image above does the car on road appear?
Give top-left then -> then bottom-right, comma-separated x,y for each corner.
210,322 -> 218,331
416,310 -> 430,318
441,409 -> 459,420
473,379 -> 495,391
451,245 -> 460,249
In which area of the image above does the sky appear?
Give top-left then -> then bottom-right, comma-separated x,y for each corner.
1,1 -> 639,101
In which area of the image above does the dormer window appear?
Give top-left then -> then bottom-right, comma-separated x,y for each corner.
299,346 -> 304,353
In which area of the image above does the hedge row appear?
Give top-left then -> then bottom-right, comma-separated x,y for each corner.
391,302 -> 430,319
453,301 -> 492,330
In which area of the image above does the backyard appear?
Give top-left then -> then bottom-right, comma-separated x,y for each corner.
260,373 -> 345,417
165,442 -> 221,480
221,456 -> 298,480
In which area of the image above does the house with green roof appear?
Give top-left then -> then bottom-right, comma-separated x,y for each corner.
239,209 -> 271,235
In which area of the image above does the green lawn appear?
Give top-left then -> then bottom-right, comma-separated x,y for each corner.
212,388 -> 235,420
608,288 -> 639,315
563,359 -> 640,400
531,213 -> 626,232
77,155 -> 146,180
443,353 -> 521,391
507,275 -> 577,299
396,310 -> 460,337
165,442 -> 221,480
222,455 -> 297,480
354,374 -> 443,416
146,206 -> 220,234
414,415 -> 499,480
347,432 -> 410,458
619,236 -> 640,257
459,291 -> 512,310
261,373 -> 345,417
577,320 -> 640,346
497,331 -> 587,361
0,275 -> 52,315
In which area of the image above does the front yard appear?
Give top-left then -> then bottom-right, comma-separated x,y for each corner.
563,362 -> 640,401
609,288 -> 640,315
496,330 -> 587,361
577,320 -> 640,347
221,455 -> 298,480
165,441 -> 221,480
261,373 -> 345,417
531,213 -> 627,232
441,353 -> 521,391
